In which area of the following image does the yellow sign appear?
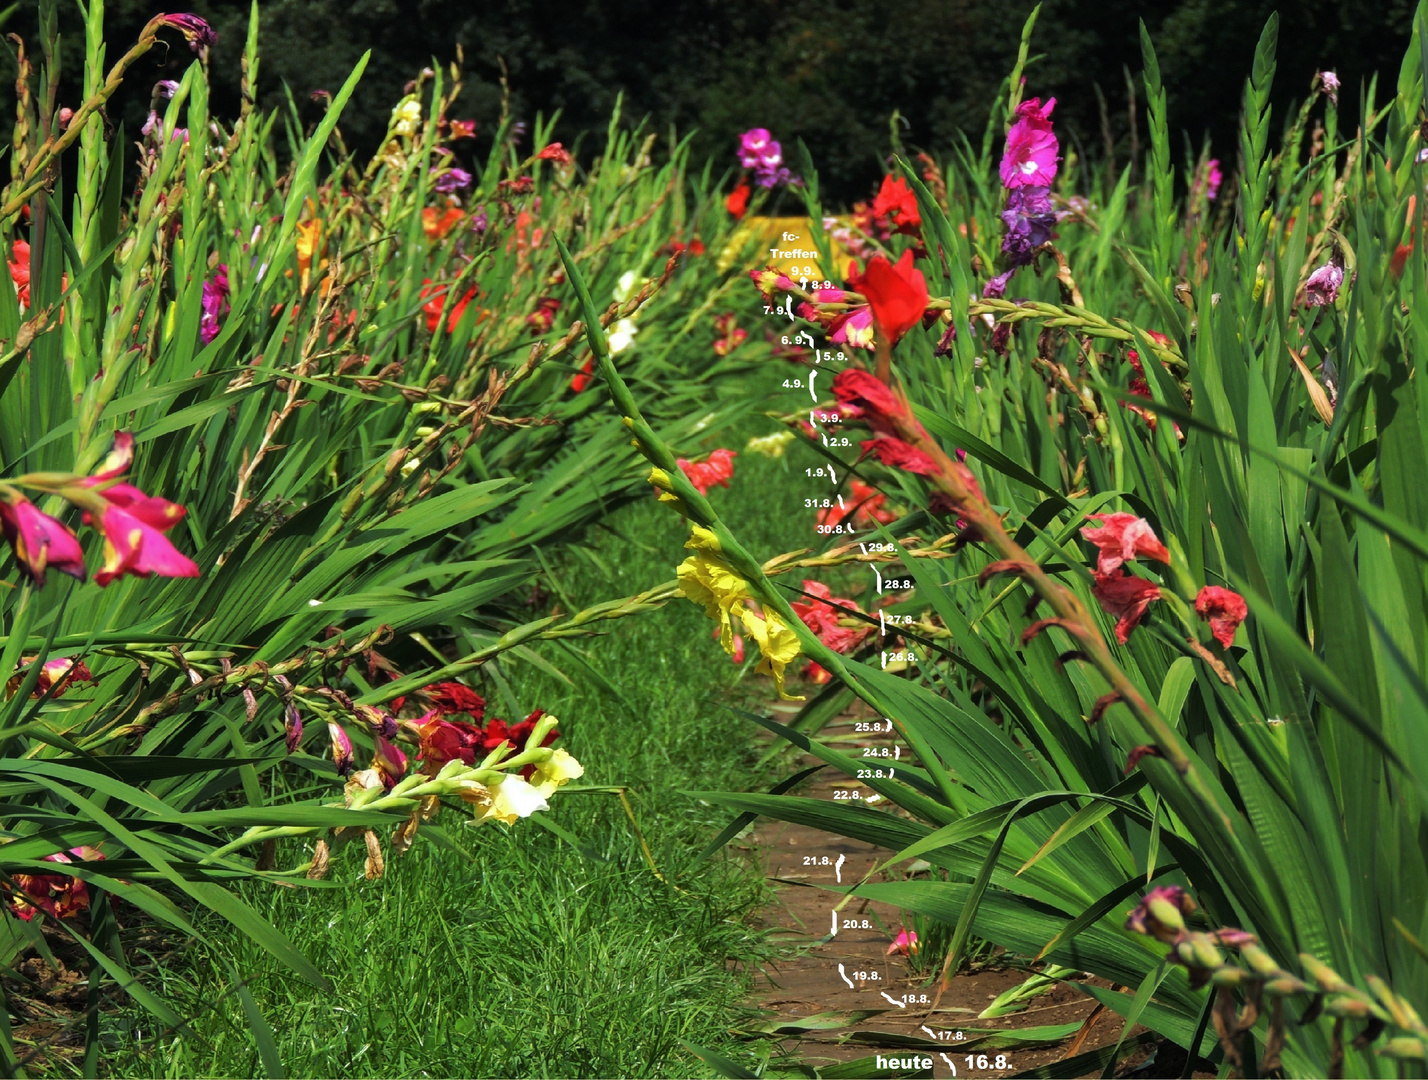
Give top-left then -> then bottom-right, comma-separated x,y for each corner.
718,216 -> 846,281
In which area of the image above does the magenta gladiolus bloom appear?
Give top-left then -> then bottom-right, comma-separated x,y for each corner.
327,722 -> 355,775
0,498 -> 87,585
433,167 -> 472,194
92,505 -> 200,586
1000,97 -> 1059,189
200,264 -> 230,345
738,128 -> 775,169
284,704 -> 304,753
1205,159 -> 1223,201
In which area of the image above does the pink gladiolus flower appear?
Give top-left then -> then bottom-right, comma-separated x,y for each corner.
887,928 -> 920,956
0,498 -> 86,585
200,263 -> 230,345
1305,259 -> 1344,307
828,306 -> 874,350
1079,513 -> 1171,575
1195,585 -> 1248,648
1318,70 -> 1340,105
1091,570 -> 1162,644
328,722 -> 354,776
999,97 -> 1058,189
791,580 -> 871,656
677,449 -> 737,495
92,505 -> 200,586
284,704 -> 304,753
374,736 -> 408,788
448,119 -> 476,140
1204,159 -> 1223,201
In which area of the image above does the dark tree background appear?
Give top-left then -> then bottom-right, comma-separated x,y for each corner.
2,0 -> 1417,204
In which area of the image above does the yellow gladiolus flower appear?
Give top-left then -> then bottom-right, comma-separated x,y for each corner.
295,220 -> 322,291
740,607 -> 804,700
677,549 -> 748,654
745,430 -> 796,458
531,748 -> 584,798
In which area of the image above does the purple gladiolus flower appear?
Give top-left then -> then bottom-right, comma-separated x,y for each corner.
983,271 -> 1014,299
999,97 -> 1058,189
1000,185 -> 1056,265
200,264 -> 230,345
284,704 -> 303,753
1318,70 -> 1340,106
433,167 -> 472,194
1305,258 -> 1344,307
738,128 -> 794,188
472,206 -> 489,234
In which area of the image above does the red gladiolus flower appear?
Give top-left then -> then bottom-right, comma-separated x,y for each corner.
8,847 -> 104,922
374,735 -> 408,788
1079,513 -> 1171,575
1195,585 -> 1248,648
1092,571 -> 1162,644
870,175 -> 921,236
536,142 -> 572,165
8,239 -> 31,307
420,279 -> 478,334
0,497 -> 86,585
677,449 -> 736,495
570,356 -> 595,393
413,711 -> 485,769
854,251 -> 929,345
791,581 -> 871,661
861,436 -> 935,476
712,312 -> 748,355
816,478 -> 896,531
527,296 -> 561,334
725,179 -> 751,219
832,368 -> 906,433
426,681 -> 486,720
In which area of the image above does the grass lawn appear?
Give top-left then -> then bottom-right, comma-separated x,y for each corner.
106,402 -> 823,1078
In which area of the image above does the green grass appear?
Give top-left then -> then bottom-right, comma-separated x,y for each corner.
102,398 -> 826,1079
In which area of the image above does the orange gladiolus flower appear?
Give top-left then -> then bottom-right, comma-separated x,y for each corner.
422,207 -> 464,240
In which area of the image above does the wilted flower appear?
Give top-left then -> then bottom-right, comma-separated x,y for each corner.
1091,571 -> 1162,644
200,263 -> 230,345
284,704 -> 304,753
1079,513 -> 1171,575
1195,585 -> 1248,648
0,496 -> 86,585
157,13 -> 217,53
327,722 -> 354,775
1124,745 -> 1164,773
154,79 -> 182,101
373,736 -> 408,788
1318,69 -> 1340,106
433,167 -> 472,194
855,250 -> 929,345
1305,257 -> 1344,307
999,97 -> 1058,189
677,449 -> 736,495
425,681 -> 485,719
983,271 -> 1012,300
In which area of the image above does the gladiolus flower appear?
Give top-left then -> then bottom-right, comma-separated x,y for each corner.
738,128 -> 777,169
0,498 -> 86,585
1192,158 -> 1223,203
284,704 -> 304,753
745,430 -> 796,458
725,179 -> 751,219
1079,513 -> 1171,574
999,97 -> 1058,189
411,711 -> 484,769
570,356 -> 595,393
1001,185 -> 1056,265
1091,571 -> 1162,644
433,167 -> 472,194
791,580 -> 871,656
855,251 -> 929,345
749,267 -> 795,300
739,606 -> 802,700
870,175 -> 921,236
8,847 -> 104,922
677,534 -> 749,654
295,220 -> 321,291
422,207 -> 464,240
677,449 -> 736,495
200,264 -> 230,345
8,239 -> 30,307
1195,585 -> 1247,648
448,119 -> 476,140
861,436 -> 936,476
426,681 -> 486,719
712,312 -> 748,355
530,748 -> 584,797
391,98 -> 421,137
420,279 -> 478,334
327,722 -> 354,775
1126,885 -> 1195,943
816,478 -> 896,531
1318,70 -> 1340,106
607,318 -> 638,354
537,142 -> 572,165
828,306 -> 874,350
91,503 -> 198,586
832,368 -> 909,434
887,928 -> 920,956
1305,258 -> 1344,307
526,296 -> 561,334
475,774 -> 549,825
373,736 -> 407,788
157,13 -> 217,52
